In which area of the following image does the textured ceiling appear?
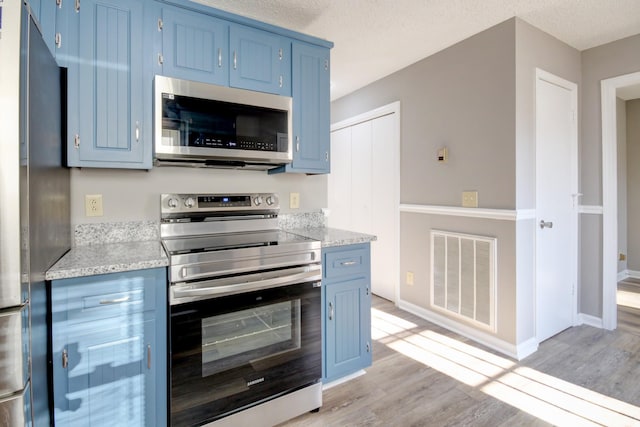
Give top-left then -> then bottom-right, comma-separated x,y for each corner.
195,0 -> 640,100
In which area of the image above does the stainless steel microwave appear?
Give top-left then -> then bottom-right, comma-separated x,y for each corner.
154,76 -> 292,169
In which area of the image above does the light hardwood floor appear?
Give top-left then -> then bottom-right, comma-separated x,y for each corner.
280,293 -> 640,426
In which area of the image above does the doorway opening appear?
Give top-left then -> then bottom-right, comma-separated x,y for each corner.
601,71 -> 640,330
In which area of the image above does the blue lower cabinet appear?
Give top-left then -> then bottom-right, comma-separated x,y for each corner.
50,268 -> 166,427
322,244 -> 372,382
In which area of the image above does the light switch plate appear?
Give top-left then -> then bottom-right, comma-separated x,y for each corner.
462,191 -> 478,208
406,271 -> 414,286
289,192 -> 300,209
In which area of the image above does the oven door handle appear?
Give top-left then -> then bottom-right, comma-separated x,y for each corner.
172,269 -> 321,300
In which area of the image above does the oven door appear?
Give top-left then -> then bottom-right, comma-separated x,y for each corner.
169,279 -> 321,426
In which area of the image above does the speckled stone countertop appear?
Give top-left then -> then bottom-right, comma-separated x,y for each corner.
288,227 -> 376,247
46,241 -> 168,281
46,216 -> 373,280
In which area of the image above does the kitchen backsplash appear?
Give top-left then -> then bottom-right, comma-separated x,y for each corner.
73,212 -> 327,246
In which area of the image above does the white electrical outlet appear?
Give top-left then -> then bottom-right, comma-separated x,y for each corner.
85,194 -> 104,217
289,192 -> 300,209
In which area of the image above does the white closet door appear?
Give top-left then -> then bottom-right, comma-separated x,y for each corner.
370,114 -> 398,301
328,127 -> 352,229
350,122 -> 373,234
329,103 -> 399,303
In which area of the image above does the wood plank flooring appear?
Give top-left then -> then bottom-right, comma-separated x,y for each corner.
617,277 -> 640,336
279,293 -> 640,427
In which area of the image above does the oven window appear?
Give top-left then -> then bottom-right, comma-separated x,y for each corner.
201,300 -> 301,377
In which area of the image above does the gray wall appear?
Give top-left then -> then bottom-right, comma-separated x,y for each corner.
618,98 -> 628,274
580,33 -> 640,316
332,19 -> 519,345
70,167 -> 327,227
332,17 -> 586,347
628,99 -> 640,271
514,19 -> 581,209
332,19 -> 517,209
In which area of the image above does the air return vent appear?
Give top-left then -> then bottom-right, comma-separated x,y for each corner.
431,230 -> 496,331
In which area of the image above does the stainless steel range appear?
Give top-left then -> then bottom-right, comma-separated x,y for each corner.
161,193 -> 322,427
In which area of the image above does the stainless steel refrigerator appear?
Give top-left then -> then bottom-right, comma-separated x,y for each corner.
0,2 -> 70,425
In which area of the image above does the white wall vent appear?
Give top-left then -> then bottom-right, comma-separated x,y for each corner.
430,230 -> 496,331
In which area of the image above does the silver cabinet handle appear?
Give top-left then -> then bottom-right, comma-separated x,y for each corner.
99,296 -> 130,305
366,342 -> 370,353
135,121 -> 140,141
296,136 -> 300,152
341,260 -> 356,266
279,75 -> 283,88
218,48 -> 222,68
233,51 -> 237,70
539,220 -> 553,229
62,349 -> 68,368
329,302 -> 334,321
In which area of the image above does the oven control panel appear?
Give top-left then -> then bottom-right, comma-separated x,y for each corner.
161,193 -> 279,215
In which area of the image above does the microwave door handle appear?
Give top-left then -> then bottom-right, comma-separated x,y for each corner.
172,270 -> 321,299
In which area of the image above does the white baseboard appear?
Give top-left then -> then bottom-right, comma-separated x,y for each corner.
397,299 -> 537,360
628,270 -> 640,279
578,313 -> 603,328
618,270 -> 630,281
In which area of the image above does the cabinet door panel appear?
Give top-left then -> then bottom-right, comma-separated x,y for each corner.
161,7 -> 228,85
69,0 -> 147,168
51,268 -> 166,427
230,25 -> 290,95
288,42 -> 330,173
54,319 -> 156,426
325,277 -> 371,381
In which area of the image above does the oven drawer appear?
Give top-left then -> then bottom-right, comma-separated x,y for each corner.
50,270 -> 160,325
323,244 -> 370,281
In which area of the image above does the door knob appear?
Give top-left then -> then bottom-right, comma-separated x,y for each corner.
539,220 -> 553,229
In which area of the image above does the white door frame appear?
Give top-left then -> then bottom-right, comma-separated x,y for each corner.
331,101 -> 401,304
535,68 -> 579,340
601,71 -> 640,330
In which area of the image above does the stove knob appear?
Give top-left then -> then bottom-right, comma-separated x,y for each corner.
254,196 -> 263,206
266,196 -> 275,206
184,197 -> 195,208
167,198 -> 178,208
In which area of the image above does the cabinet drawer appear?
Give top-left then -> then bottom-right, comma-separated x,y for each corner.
51,270 -> 160,325
323,245 -> 369,281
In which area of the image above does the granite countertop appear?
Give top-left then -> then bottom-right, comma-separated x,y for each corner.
46,241 -> 168,281
288,227 -> 376,247
45,219 -> 375,281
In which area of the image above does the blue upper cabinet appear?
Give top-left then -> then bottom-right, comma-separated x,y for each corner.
229,24 -> 291,96
66,0 -> 151,169
271,41 -> 330,174
159,5 -> 229,85
27,0 -> 57,55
